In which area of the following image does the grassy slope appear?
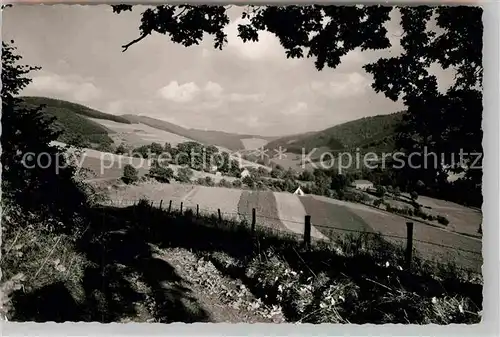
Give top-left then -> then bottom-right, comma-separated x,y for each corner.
266,112 -> 404,155
121,115 -> 275,151
21,96 -> 131,124
19,96 -> 131,148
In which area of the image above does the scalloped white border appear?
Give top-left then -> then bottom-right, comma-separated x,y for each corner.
0,1 -> 498,336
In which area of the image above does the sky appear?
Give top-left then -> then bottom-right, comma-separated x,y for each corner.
2,5 -> 454,137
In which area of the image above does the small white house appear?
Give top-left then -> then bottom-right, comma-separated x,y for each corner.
240,169 -> 251,178
293,187 -> 305,196
352,180 -> 374,191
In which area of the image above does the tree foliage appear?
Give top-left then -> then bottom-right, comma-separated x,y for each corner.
149,159 -> 174,183
122,164 -> 139,184
113,5 -> 483,202
2,41 -> 91,228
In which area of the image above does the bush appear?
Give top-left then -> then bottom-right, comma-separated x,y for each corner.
218,179 -> 232,188
204,176 -> 215,187
149,160 -> 174,183
393,186 -> 401,197
437,215 -> 450,226
410,191 -> 419,201
242,175 -> 255,189
115,143 -> 127,155
232,179 -> 242,188
373,198 -> 384,208
376,185 -> 387,198
122,164 -> 139,184
177,167 -> 193,183
195,177 -> 207,186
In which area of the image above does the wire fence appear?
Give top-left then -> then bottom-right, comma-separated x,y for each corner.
99,198 -> 482,271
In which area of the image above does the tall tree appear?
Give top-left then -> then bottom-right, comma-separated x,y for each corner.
2,41 -> 91,231
112,5 -> 483,191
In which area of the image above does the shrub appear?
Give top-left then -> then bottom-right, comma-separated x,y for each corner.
218,179 -> 232,188
195,177 -> 207,186
393,186 -> 401,197
373,198 -> 384,208
115,143 -> 127,155
376,185 -> 387,198
242,175 -> 255,188
232,179 -> 242,188
150,142 -> 164,155
177,167 -> 193,183
410,191 -> 419,201
437,215 -> 450,226
149,160 -> 174,183
122,164 -> 139,184
204,176 -> 215,187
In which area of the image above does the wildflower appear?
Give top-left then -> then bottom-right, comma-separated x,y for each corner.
385,261 -> 390,268
432,297 -> 437,304
338,295 -> 345,302
397,265 -> 403,271
458,304 -> 464,314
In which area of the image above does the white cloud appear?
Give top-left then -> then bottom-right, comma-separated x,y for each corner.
310,72 -> 371,98
106,100 -> 124,115
224,18 -> 286,61
29,73 -> 101,102
73,82 -> 101,102
158,81 -> 200,103
228,92 -> 265,102
283,101 -> 308,116
204,81 -> 224,98
201,48 -> 211,58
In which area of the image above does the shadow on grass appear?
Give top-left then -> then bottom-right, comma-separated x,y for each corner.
103,202 -> 483,323
10,204 -> 211,323
10,201 -> 482,323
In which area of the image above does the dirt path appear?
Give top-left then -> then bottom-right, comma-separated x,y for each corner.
154,247 -> 285,323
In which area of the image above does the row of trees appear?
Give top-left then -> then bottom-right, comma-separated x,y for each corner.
117,141 -> 243,178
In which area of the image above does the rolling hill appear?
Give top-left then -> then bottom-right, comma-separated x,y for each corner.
20,96 -> 132,124
265,112 -> 404,156
121,115 -> 277,151
18,96 -> 132,150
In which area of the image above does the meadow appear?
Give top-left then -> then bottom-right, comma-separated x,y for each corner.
101,182 -> 482,273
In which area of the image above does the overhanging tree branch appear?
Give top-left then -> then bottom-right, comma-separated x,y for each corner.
122,32 -> 150,52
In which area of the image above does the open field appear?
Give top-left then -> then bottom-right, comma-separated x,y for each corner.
101,183 -> 482,272
239,137 -> 269,150
237,191 -> 283,231
274,192 -> 326,240
89,118 -> 195,147
106,182 -> 196,207
414,195 -> 482,237
181,186 -> 242,220
310,195 -> 482,272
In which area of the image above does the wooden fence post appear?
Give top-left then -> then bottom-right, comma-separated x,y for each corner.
196,204 -> 199,218
168,200 -> 172,214
218,208 -> 222,222
304,215 -> 311,250
159,199 -> 163,210
180,202 -> 183,214
405,222 -> 414,269
251,208 -> 256,234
